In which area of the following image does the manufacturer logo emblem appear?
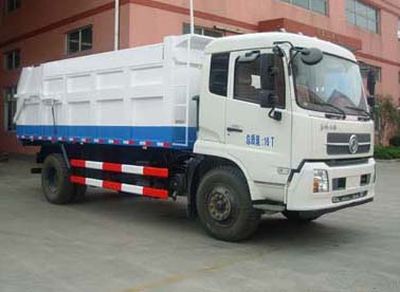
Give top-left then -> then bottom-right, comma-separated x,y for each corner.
349,134 -> 359,154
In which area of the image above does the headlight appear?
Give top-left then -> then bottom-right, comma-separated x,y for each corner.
313,169 -> 329,193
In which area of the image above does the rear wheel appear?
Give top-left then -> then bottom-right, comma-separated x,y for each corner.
42,154 -> 85,204
282,211 -> 320,223
196,166 -> 260,242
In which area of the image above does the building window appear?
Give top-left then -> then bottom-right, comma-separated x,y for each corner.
183,23 -> 224,37
359,61 -> 381,82
3,86 -> 17,132
346,0 -> 379,33
5,0 -> 21,13
3,49 -> 20,71
280,0 -> 328,15
66,26 -> 93,55
209,53 -> 230,96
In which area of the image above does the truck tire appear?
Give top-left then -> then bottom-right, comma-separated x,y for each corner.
282,211 -> 320,223
42,154 -> 76,204
196,166 -> 260,242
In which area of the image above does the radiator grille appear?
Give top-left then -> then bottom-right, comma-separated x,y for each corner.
327,133 -> 371,155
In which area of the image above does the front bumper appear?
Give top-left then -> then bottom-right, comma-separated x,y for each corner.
287,158 -> 375,211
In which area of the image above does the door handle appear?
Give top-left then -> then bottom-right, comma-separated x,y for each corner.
227,126 -> 243,133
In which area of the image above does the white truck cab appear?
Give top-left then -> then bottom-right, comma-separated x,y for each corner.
16,32 -> 375,241
196,32 -> 375,216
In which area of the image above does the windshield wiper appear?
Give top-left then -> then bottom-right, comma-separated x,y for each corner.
314,100 -> 346,119
345,106 -> 372,119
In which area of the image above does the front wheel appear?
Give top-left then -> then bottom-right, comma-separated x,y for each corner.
196,166 -> 260,242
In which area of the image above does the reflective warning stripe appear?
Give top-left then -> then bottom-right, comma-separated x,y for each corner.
70,175 -> 168,199
70,159 -> 168,178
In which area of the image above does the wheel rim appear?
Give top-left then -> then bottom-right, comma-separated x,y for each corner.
207,186 -> 233,222
46,166 -> 59,193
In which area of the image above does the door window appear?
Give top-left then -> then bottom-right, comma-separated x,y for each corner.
234,53 -> 285,108
209,53 -> 230,96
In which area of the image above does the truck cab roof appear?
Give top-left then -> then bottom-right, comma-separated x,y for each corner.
205,32 -> 356,62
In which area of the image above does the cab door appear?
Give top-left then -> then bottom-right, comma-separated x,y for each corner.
225,49 -> 292,200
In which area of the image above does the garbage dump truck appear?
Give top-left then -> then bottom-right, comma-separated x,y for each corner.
14,32 -> 376,241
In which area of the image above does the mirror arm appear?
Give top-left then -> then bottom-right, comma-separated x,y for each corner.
273,43 -> 297,76
273,41 -> 294,49
287,50 -> 300,76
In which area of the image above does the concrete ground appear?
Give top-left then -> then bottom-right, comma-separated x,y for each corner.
0,156 -> 399,292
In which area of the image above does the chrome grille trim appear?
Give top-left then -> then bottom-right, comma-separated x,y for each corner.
326,142 -> 371,146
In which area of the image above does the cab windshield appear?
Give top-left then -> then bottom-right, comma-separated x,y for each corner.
293,54 -> 368,115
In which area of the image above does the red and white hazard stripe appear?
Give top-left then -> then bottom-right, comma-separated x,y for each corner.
70,159 -> 168,178
70,175 -> 168,199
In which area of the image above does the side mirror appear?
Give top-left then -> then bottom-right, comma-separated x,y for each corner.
260,93 -> 277,108
366,70 -> 376,108
367,70 -> 376,96
260,93 -> 282,121
300,48 -> 323,65
367,96 -> 375,107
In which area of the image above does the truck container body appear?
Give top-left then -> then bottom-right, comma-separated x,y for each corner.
15,33 -> 376,241
15,35 -> 211,149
